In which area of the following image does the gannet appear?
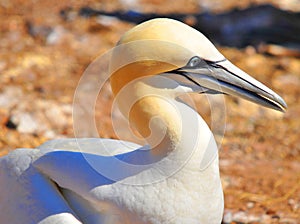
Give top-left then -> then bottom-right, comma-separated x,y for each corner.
0,18 -> 286,224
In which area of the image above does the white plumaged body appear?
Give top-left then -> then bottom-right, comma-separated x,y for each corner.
33,100 -> 223,224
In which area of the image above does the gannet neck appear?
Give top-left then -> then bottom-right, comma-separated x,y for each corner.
129,92 -> 182,156
112,76 -> 180,156
113,75 -> 212,163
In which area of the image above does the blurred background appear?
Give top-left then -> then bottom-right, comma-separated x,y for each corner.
0,0 -> 299,223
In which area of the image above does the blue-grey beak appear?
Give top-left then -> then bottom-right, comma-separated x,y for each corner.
166,56 -> 287,112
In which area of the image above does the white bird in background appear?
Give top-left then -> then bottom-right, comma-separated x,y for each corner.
0,18 -> 286,224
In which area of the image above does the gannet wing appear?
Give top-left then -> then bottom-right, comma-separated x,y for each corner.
33,139 -> 153,223
0,148 -> 82,224
35,137 -> 149,191
33,142 -> 153,193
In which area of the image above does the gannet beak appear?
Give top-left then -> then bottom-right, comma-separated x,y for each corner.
164,56 -> 287,112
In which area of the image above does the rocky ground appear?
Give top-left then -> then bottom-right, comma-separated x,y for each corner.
0,0 -> 299,223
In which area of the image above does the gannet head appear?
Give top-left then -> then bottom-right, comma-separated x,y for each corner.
109,18 -> 286,149
110,18 -> 287,113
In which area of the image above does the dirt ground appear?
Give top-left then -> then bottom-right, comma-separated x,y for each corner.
0,0 -> 299,223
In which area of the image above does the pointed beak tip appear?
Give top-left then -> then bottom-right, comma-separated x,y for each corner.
275,95 -> 288,113
278,106 -> 287,113
280,103 -> 288,113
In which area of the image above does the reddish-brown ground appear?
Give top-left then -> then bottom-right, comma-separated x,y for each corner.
0,1 -> 299,223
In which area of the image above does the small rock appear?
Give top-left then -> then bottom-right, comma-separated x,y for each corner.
46,26 -> 66,45
43,130 -> 56,139
119,0 -> 140,10
246,201 -> 255,209
288,198 -> 295,207
247,214 -> 261,222
288,198 -> 300,212
222,211 -> 232,224
96,15 -> 120,27
11,113 -> 37,134
245,45 -> 256,55
232,211 -> 247,223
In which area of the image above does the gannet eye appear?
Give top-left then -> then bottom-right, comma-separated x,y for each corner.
187,56 -> 204,68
